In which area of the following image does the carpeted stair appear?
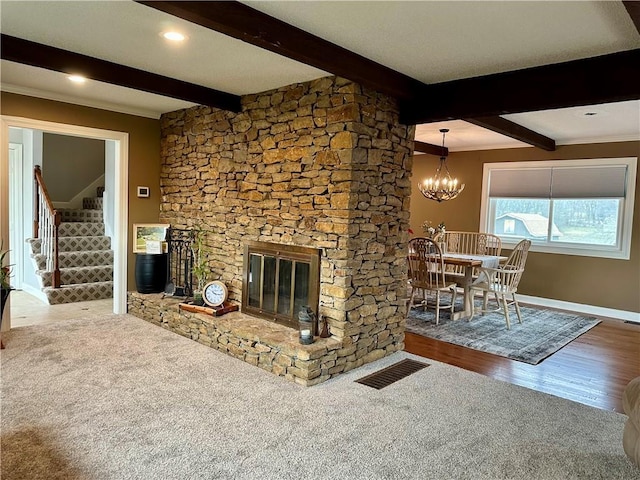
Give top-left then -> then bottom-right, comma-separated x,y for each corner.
28,196 -> 113,305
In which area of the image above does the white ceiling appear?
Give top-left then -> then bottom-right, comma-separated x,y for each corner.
1,0 -> 639,151
416,101 -> 640,151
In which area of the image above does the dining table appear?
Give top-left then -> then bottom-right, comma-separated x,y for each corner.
439,253 -> 506,321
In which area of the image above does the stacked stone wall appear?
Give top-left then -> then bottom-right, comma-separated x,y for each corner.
156,76 -> 414,382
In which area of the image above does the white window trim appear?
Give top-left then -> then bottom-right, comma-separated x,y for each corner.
479,157 -> 637,260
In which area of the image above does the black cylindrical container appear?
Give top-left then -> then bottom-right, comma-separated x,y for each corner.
135,253 -> 168,294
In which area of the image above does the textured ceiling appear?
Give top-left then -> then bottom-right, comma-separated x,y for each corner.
1,0 -> 638,150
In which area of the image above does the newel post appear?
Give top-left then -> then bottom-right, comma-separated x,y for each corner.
33,165 -> 41,238
52,210 -> 61,288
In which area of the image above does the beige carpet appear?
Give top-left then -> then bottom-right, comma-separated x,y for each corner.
1,314 -> 638,480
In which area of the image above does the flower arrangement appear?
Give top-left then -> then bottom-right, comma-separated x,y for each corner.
421,221 -> 446,238
1,241 -> 13,325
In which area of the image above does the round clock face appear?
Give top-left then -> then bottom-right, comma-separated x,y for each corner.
203,280 -> 228,307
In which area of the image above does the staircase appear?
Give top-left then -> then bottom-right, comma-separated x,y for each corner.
28,196 -> 114,305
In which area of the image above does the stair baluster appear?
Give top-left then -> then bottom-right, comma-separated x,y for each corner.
33,166 -> 61,288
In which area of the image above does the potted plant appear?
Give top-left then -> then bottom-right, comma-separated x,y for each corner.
1,241 -> 13,326
190,226 -> 209,306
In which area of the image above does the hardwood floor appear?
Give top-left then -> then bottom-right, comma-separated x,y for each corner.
404,317 -> 640,413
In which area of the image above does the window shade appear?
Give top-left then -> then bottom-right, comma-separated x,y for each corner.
488,168 -> 552,198
551,166 -> 627,198
489,165 -> 627,199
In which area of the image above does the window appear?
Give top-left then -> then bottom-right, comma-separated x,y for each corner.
480,158 -> 637,259
503,219 -> 515,234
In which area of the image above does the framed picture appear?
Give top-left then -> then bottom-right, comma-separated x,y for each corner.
133,224 -> 169,253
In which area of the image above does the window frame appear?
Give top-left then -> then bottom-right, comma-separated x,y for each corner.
479,157 -> 637,260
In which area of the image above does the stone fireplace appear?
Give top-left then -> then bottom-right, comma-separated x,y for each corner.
129,75 -> 414,385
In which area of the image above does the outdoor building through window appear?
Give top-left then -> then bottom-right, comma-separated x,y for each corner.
480,158 -> 637,259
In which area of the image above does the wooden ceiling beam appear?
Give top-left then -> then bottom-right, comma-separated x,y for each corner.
463,116 -> 556,151
136,0 -> 424,100
400,49 -> 640,125
5,2 -> 632,151
138,0 -> 563,149
414,141 -> 448,157
140,0 -> 633,151
623,1 -> 640,34
0,34 -> 242,112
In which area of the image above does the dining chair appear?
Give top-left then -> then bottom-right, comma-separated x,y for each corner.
407,237 -> 458,325
468,239 -> 531,329
436,231 -> 502,257
433,231 -> 502,280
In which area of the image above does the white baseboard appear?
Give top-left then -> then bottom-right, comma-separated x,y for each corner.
20,284 -> 49,304
517,294 -> 640,324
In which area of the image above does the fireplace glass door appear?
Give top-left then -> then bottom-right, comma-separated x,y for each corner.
243,242 -> 320,330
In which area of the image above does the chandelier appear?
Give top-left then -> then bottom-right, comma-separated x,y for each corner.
418,128 -> 465,202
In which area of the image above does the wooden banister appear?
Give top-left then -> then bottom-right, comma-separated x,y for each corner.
34,166 -> 57,220
33,166 -> 61,288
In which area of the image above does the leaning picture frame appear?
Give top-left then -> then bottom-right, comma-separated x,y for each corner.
132,224 -> 169,254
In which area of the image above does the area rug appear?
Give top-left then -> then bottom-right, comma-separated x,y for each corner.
1,314 -> 638,480
406,303 -> 601,364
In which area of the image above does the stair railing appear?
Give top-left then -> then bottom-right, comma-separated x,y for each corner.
33,166 -> 61,288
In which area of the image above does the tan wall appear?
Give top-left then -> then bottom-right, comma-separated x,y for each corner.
411,141 -> 640,313
1,92 -> 161,289
43,133 -> 105,202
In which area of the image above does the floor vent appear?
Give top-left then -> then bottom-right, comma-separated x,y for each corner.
355,359 -> 429,389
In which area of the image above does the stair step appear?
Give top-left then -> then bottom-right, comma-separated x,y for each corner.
58,208 -> 103,223
34,250 -> 114,270
43,281 -> 113,305
29,236 -> 111,254
28,203 -> 113,305
82,197 -> 103,210
59,222 -> 105,237
38,265 -> 113,287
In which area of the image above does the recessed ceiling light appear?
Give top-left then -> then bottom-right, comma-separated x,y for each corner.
162,31 -> 186,42
67,75 -> 87,84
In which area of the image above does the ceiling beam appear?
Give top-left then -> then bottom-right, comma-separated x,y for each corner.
136,0 -> 424,100
140,0 -> 631,150
0,34 -> 242,112
623,1 -> 640,34
463,116 -> 556,151
5,2 -> 629,150
138,0 -> 562,148
400,49 -> 640,125
414,141 -> 447,157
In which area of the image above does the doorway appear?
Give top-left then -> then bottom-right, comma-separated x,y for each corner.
1,116 -> 129,326
8,142 -> 24,288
